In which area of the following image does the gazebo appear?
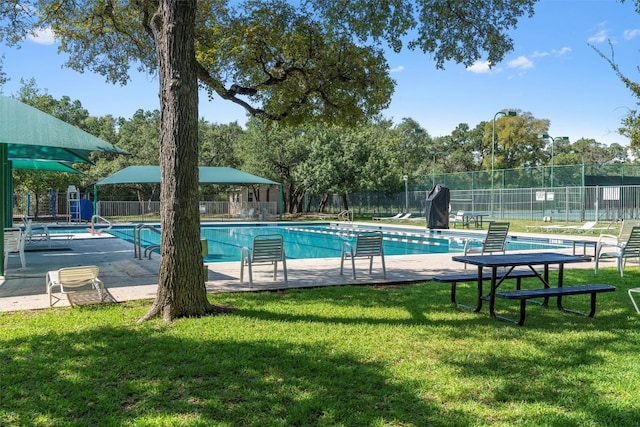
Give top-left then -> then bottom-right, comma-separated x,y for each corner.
94,165 -> 282,217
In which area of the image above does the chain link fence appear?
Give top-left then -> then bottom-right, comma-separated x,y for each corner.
13,164 -> 640,223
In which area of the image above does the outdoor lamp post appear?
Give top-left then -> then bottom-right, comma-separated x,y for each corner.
403,174 -> 409,213
540,133 -> 569,188
491,110 -> 517,213
432,154 -> 437,188
431,152 -> 446,188
402,127 -> 423,214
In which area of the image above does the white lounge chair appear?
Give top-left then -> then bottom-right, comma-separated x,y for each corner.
240,234 -> 287,285
391,213 -> 412,220
46,265 -> 105,307
3,228 -> 26,271
373,212 -> 404,221
556,221 -> 611,233
22,217 -> 51,247
449,211 -> 469,228
527,221 -> 610,233
340,231 -> 386,279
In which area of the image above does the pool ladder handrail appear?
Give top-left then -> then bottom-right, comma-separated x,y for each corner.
89,215 -> 113,235
133,224 -> 161,259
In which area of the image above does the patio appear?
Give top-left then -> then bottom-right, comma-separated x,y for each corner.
0,229 -> 600,312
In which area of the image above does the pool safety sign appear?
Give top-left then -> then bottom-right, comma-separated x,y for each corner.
536,191 -> 555,201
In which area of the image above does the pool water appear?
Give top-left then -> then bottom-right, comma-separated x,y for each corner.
93,223 -> 571,263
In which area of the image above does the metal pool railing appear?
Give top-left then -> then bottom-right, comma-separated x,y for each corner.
133,224 -> 161,260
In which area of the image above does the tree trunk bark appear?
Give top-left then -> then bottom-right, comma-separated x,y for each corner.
139,0 -> 223,321
318,194 -> 329,213
341,194 -> 349,211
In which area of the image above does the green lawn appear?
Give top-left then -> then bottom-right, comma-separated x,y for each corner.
1,267 -> 639,426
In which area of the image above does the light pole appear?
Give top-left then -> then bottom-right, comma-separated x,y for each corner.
491,110 -> 517,213
402,127 -> 423,214
540,133 -> 569,188
403,174 -> 409,213
431,152 -> 446,188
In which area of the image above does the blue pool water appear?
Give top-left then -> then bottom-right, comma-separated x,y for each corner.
50,223 -> 574,263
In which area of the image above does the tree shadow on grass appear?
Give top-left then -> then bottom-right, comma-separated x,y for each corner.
0,322 -> 458,426
220,282 -> 640,425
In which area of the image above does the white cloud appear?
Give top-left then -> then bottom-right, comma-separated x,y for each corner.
530,50 -> 549,58
389,65 -> 405,73
552,47 -> 572,56
507,56 -> 533,70
623,29 -> 640,40
466,61 -> 492,74
588,25 -> 608,43
27,27 -> 56,45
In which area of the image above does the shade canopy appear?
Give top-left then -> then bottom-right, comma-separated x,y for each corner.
1,96 -> 129,275
12,159 -> 81,174
96,165 -> 280,186
0,95 -> 128,160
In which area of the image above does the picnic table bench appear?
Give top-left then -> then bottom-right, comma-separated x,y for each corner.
432,270 -> 539,311
495,284 -> 616,326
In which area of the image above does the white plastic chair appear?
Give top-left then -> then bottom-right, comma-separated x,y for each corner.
46,265 -> 105,307
340,231 -> 386,279
3,228 -> 26,271
240,234 -> 287,285
595,225 -> 640,277
462,222 -> 510,269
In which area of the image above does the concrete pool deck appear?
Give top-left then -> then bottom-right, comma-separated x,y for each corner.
0,227 -> 604,313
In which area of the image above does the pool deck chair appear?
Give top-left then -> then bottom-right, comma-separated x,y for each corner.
240,234 -> 287,285
595,225 -> 640,277
340,231 -> 386,279
46,265 -> 105,307
3,228 -> 26,271
463,222 -> 510,268
450,211 -> 469,228
373,212 -> 404,221
22,217 -> 51,247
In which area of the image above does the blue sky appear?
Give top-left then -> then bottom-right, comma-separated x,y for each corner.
1,0 -> 638,146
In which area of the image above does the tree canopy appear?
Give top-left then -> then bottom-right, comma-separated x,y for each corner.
0,0 -> 541,320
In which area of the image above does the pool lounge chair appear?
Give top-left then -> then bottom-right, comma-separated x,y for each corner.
449,211 -> 469,228
22,217 -> 51,247
46,265 -> 105,307
391,213 -> 412,220
373,212 -> 404,221
557,221 -> 612,232
526,221 -> 610,233
525,223 -> 566,232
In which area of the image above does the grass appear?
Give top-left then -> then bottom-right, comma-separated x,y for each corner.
1,267 -> 639,426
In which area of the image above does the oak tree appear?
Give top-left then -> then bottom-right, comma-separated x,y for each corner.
0,0 -> 537,320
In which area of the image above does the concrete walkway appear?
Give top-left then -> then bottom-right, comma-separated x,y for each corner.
0,228 -> 602,313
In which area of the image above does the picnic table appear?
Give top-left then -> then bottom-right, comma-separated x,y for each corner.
450,252 -> 614,325
452,212 -> 490,228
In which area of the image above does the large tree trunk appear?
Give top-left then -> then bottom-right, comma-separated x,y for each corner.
341,194 -> 349,211
139,1 -> 220,321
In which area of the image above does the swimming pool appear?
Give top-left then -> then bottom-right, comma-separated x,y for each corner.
78,223 -> 573,263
